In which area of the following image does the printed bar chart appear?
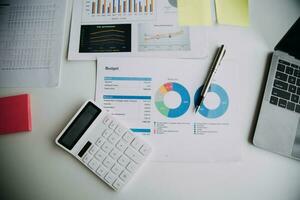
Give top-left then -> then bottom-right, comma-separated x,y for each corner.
88,0 -> 154,15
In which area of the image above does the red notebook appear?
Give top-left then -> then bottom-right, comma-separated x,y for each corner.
0,94 -> 32,134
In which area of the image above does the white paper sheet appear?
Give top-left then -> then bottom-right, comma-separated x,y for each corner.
68,0 -> 208,60
96,57 -> 241,162
0,0 -> 67,87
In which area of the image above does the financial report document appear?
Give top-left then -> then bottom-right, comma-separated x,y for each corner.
0,0 -> 67,87
96,57 -> 241,162
68,0 -> 208,60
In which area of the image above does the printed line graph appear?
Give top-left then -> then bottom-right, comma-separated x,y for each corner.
138,24 -> 191,52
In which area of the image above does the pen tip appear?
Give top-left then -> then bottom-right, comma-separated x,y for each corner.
195,96 -> 204,114
194,106 -> 199,113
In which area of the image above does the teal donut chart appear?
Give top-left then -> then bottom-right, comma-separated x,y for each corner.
194,84 -> 229,118
155,82 -> 190,118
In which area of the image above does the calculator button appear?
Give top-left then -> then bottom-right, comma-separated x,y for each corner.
108,133 -> 120,144
139,144 -> 151,156
101,142 -> 113,153
125,147 -> 143,164
113,179 -> 125,190
88,158 -> 100,171
109,149 -> 122,160
115,125 -> 127,136
103,157 -> 115,169
94,149 -> 107,161
89,145 -> 98,155
109,120 -> 118,130
116,139 -> 128,152
118,155 -> 130,167
82,153 -> 93,164
122,131 -> 135,143
82,153 -> 93,163
119,170 -> 131,182
105,172 -> 117,184
111,164 -> 123,175
95,137 -> 105,147
96,166 -> 108,178
126,162 -> 138,172
103,116 -> 112,126
131,138 -> 143,150
102,129 -> 112,138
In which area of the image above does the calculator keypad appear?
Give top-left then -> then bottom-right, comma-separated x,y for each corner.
79,115 -> 151,191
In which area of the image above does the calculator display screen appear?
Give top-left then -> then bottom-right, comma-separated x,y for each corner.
58,102 -> 101,150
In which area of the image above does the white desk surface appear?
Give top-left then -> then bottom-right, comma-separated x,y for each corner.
1,0 -> 300,199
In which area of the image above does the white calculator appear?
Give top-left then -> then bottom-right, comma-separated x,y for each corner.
55,101 -> 152,191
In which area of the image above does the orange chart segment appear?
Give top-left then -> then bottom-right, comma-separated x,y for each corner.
159,85 -> 168,94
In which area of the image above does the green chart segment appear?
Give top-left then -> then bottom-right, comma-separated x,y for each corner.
155,82 -> 190,118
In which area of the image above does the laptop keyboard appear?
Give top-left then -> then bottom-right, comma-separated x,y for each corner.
270,59 -> 300,113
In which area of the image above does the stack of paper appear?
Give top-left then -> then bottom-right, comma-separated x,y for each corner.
177,0 -> 212,26
0,0 -> 67,87
177,0 -> 249,26
215,0 -> 249,26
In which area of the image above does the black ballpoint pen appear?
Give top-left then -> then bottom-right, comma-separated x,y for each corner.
195,45 -> 226,113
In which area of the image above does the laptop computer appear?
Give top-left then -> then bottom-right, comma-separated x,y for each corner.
253,17 -> 300,160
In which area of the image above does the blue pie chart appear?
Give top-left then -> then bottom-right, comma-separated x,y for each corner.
194,84 -> 229,118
